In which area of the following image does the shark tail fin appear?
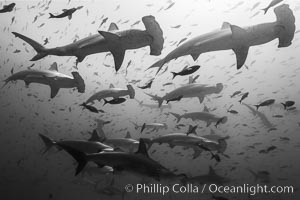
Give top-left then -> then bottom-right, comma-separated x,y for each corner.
145,92 -> 164,107
71,72 -> 85,93
57,143 -> 88,176
49,13 -> 55,18
261,7 -> 269,15
103,99 -> 108,106
274,4 -> 295,48
142,15 -> 164,56
146,58 -> 166,76
126,84 -> 135,99
281,103 -> 287,110
169,112 -> 181,123
171,72 -> 177,80
12,32 -> 48,61
38,133 -> 55,154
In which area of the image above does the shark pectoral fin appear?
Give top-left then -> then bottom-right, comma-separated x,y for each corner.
198,96 -> 205,103
230,25 -> 249,70
111,48 -> 126,72
193,148 -> 202,159
221,22 -> 231,29
68,14 -> 72,20
232,46 -> 249,70
50,85 -> 60,98
190,53 -> 201,61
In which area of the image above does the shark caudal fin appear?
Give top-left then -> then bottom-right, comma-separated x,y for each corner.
274,4 -> 295,48
142,15 -> 164,56
12,32 -> 48,61
57,143 -> 88,176
144,92 -> 164,107
49,13 -> 55,18
126,84 -> 135,99
38,133 -> 56,154
146,58 -> 166,76
71,72 -> 85,93
169,112 -> 181,123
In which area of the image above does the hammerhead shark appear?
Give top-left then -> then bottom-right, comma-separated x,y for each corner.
170,106 -> 228,127
85,84 -> 135,104
58,139 -> 173,180
146,83 -> 223,107
148,4 -> 295,75
3,62 -> 85,98
11,15 -> 164,72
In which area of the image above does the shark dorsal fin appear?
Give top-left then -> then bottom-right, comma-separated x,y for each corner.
209,166 -> 216,175
221,22 -> 231,29
125,131 -> 131,139
108,23 -> 119,32
88,129 -> 101,142
230,25 -> 247,40
109,84 -> 115,88
203,105 -> 209,112
98,31 -> 120,41
49,62 -> 58,71
136,139 -> 149,158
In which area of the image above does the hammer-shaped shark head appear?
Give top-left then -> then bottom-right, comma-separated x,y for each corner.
71,72 -> 85,93
214,83 -> 224,94
274,4 -> 295,48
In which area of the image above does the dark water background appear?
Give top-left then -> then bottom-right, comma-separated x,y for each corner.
0,0 -> 300,199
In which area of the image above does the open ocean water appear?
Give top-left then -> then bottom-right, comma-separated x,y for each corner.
0,0 -> 300,199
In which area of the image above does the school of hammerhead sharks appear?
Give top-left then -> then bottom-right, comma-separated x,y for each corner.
1,0 -> 298,199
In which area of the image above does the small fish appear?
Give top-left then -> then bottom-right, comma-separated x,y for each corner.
186,125 -> 197,135
230,91 -> 241,98
0,3 -> 15,13
44,38 -> 49,45
138,79 -> 154,89
254,99 -> 275,110
163,82 -> 173,86
239,92 -> 249,104
281,101 -> 295,110
166,95 -> 183,103
215,117 -> 226,128
103,98 -> 126,105
99,17 -> 108,28
268,127 -> 277,132
227,109 -> 238,114
80,103 -> 103,113
210,153 -> 221,162
261,0 -> 283,14
171,65 -> 200,79
272,115 -> 283,118
287,107 -> 296,111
